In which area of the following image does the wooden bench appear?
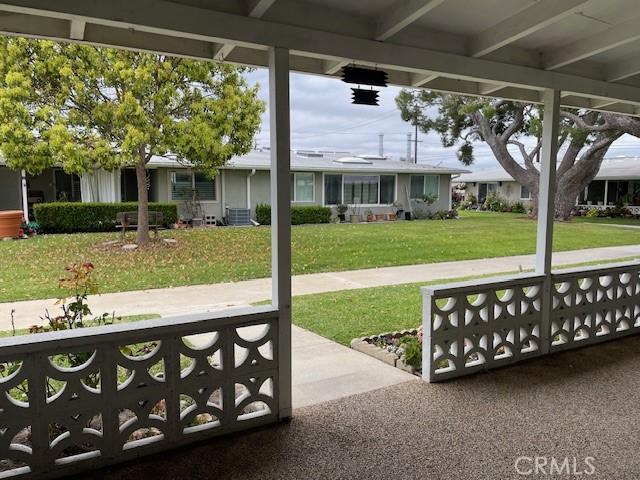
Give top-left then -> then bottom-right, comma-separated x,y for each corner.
116,211 -> 164,241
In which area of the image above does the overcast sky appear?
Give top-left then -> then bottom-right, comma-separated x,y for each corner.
244,68 -> 640,172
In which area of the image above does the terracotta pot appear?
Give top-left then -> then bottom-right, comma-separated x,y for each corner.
387,213 -> 397,221
375,214 -> 385,221
0,210 -> 23,238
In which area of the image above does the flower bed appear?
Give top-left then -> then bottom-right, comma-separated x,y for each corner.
350,327 -> 423,375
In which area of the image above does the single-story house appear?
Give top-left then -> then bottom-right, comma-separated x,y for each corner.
0,150 -> 467,223
455,157 -> 640,214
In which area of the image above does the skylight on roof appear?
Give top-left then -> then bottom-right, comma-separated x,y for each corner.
334,156 -> 373,164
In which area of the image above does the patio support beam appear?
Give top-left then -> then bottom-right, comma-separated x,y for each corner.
375,0 -> 445,41
269,46 -> 292,421
470,0 -> 589,58
544,17 -> 640,70
214,0 -> 276,61
536,88 -> 560,355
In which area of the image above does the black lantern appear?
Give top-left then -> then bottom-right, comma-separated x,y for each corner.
351,88 -> 379,105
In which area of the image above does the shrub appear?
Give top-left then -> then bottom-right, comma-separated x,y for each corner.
255,204 -> 332,225
255,203 -> 271,225
34,202 -> 178,233
484,192 -> 508,212
511,201 -> 526,214
398,335 -> 422,370
586,208 -> 600,218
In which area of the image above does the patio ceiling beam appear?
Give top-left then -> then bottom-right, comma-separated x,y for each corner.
470,0 -> 589,58
544,17 -> 640,70
411,73 -> 439,87
606,56 -> 640,82
374,0 -> 445,41
2,0 -> 640,108
324,59 -> 348,75
68,17 -> 84,40
214,0 -> 276,61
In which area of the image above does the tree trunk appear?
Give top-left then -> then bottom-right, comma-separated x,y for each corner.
135,160 -> 150,246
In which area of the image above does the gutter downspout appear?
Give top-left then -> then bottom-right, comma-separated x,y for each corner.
21,169 -> 29,222
221,170 -> 226,224
247,168 -> 256,210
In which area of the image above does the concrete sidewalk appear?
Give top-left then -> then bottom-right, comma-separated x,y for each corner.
3,244 -> 640,329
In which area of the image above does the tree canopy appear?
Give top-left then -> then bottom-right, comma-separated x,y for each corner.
396,90 -> 634,218
0,37 -> 264,243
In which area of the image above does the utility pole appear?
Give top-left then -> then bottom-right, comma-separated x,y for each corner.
414,123 -> 418,164
378,133 -> 384,157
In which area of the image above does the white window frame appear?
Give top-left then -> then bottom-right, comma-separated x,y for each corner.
169,169 -> 219,203
291,172 -> 315,203
409,174 -> 440,200
520,184 -> 532,200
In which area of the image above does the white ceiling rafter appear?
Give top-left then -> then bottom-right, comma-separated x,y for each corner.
544,16 -> 640,70
470,0 -> 590,58
375,0 -> 444,41
214,0 -> 276,61
0,0 -> 640,114
68,17 -> 84,40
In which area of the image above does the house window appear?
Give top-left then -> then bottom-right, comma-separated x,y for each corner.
324,174 -> 342,205
290,172 -> 314,202
380,175 -> 395,204
324,174 -> 396,205
53,169 -> 81,202
171,171 -> 217,201
343,175 -> 379,205
410,175 -> 439,199
520,184 -> 532,199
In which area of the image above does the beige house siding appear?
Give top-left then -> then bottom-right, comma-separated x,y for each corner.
464,180 -> 530,204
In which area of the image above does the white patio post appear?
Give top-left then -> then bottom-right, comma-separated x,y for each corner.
20,169 -> 29,222
269,46 -> 292,420
536,88 -> 560,354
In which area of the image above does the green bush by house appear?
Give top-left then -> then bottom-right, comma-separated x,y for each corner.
34,202 -> 178,233
255,204 -> 332,225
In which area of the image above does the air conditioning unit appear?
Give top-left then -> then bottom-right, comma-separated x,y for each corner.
227,208 -> 252,226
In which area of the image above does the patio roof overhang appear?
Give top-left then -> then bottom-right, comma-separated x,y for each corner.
0,0 -> 639,115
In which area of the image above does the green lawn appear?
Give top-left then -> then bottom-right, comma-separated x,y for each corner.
572,216 -> 640,226
292,255 -> 640,345
1,211 -> 639,302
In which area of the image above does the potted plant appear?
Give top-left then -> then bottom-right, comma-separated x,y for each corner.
0,211 -> 24,239
349,205 -> 361,223
375,212 -> 385,221
366,209 -> 375,222
336,204 -> 348,222
387,212 -> 397,221
394,201 -> 404,219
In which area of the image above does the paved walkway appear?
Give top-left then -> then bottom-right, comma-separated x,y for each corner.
3,244 -> 640,328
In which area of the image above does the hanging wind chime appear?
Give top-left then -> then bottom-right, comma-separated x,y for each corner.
340,65 -> 388,105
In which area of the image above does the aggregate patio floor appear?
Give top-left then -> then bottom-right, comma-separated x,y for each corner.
88,334 -> 640,480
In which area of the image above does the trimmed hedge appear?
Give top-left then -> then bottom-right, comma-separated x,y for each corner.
34,202 -> 178,233
255,203 -> 332,225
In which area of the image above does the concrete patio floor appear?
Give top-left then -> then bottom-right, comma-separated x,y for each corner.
88,334 -> 640,480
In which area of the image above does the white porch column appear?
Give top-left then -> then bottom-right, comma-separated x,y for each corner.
20,170 -> 28,222
269,46 -> 292,420
603,180 -> 609,206
536,89 -> 560,354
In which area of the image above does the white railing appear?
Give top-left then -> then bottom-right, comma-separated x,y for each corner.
550,262 -> 640,351
422,261 -> 640,382
0,306 -> 279,479
422,273 -> 545,382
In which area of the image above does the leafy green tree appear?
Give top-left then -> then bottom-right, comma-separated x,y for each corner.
396,90 -> 630,219
0,37 -> 264,244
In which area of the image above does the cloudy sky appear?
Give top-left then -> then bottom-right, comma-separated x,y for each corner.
244,68 -> 640,172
